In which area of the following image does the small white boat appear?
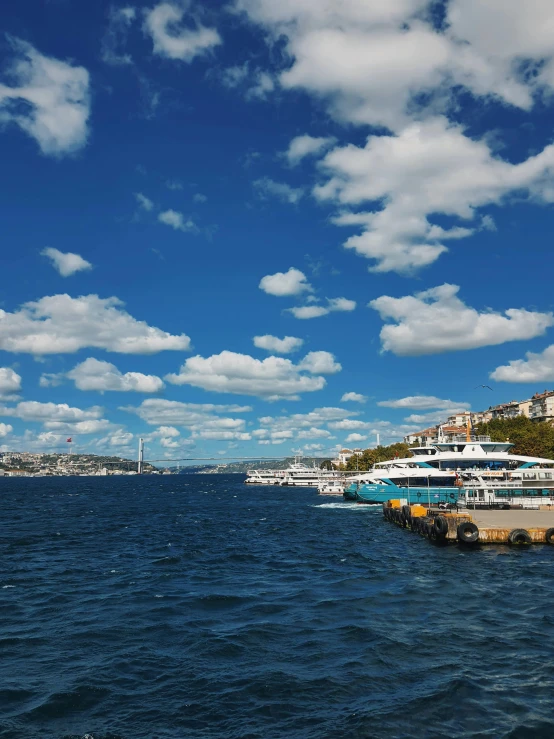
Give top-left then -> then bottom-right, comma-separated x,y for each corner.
317,480 -> 345,495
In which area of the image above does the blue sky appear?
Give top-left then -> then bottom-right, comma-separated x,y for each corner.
2,0 -> 554,463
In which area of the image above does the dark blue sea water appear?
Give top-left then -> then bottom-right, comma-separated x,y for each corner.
2,474 -> 554,739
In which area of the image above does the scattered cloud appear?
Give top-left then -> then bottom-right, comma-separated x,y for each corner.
135,192 -> 154,211
97,430 -> 135,449
371,284 -> 553,356
193,192 -> 207,203
253,177 -> 304,204
378,396 -> 470,410
491,345 -> 554,383
144,3 -> 221,62
165,349 -> 341,399
122,399 -> 250,439
0,401 -> 107,434
0,368 -> 22,399
298,351 -> 341,374
259,267 -> 313,297
0,423 -> 13,438
253,335 -> 304,353
220,62 -> 276,100
101,6 -> 137,66
66,358 -> 165,393
234,1 -> 554,275
0,38 -> 90,156
288,297 -> 356,319
166,179 -> 183,190
319,117 -> 554,274
41,247 -> 92,277
0,294 -> 191,354
404,408 -> 469,424
284,134 -> 336,166
329,419 -> 373,431
341,392 -> 367,403
346,433 -> 367,443
158,209 -> 198,232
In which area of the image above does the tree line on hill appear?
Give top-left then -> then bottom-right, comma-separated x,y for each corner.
320,443 -> 412,472
474,416 -> 554,458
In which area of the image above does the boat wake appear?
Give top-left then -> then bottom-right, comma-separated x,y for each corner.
313,502 -> 380,510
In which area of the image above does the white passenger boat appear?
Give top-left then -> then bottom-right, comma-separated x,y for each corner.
280,462 -> 340,487
344,434 -> 554,507
244,468 -> 287,485
245,459 -> 341,488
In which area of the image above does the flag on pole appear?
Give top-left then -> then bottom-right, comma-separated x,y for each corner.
66,438 -> 72,443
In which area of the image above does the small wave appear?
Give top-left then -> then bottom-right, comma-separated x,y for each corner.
151,555 -> 181,565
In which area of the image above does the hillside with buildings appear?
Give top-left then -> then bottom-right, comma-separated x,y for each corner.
0,452 -> 159,477
403,391 -> 554,447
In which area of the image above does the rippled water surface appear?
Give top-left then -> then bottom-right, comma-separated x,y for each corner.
2,474 -> 554,738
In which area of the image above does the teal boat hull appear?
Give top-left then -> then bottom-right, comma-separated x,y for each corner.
344,482 -> 459,505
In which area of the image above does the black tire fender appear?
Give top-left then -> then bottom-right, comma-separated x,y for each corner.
457,521 -> 479,544
545,527 -> 554,545
508,528 -> 532,545
433,515 -> 449,538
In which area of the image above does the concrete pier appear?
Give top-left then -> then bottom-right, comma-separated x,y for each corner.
383,501 -> 554,545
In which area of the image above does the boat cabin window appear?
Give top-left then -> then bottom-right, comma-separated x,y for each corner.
390,476 -> 456,488
440,460 -> 510,471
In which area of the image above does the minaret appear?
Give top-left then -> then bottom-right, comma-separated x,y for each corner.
138,438 -> 144,475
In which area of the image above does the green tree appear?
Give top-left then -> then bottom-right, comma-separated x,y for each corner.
475,417 -> 554,458
319,459 -> 336,470
343,442 -> 412,471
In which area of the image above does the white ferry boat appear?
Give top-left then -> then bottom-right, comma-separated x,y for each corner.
245,459 -> 341,487
280,462 -> 340,487
244,468 -> 287,485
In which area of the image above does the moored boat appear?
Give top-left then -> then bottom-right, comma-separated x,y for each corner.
344,435 -> 554,506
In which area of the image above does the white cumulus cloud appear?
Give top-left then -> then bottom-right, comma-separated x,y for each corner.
0,401 -> 109,434
253,335 -> 304,353
341,392 -> 367,403
42,248 -> 92,277
0,423 -> 13,438
491,345 -> 554,383
298,351 -> 341,374
165,349 -> 341,399
346,433 -> 367,443
288,297 -> 356,319
378,396 -> 470,410
144,3 -> 221,62
66,358 -> 164,393
0,38 -> 90,156
284,134 -> 336,165
158,209 -> 198,232
318,118 -> 554,274
0,294 -> 191,355
370,284 -> 553,356
0,368 -> 22,399
259,267 -> 313,296
122,399 -> 251,431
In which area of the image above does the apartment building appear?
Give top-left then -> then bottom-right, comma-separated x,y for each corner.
529,391 -> 554,423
